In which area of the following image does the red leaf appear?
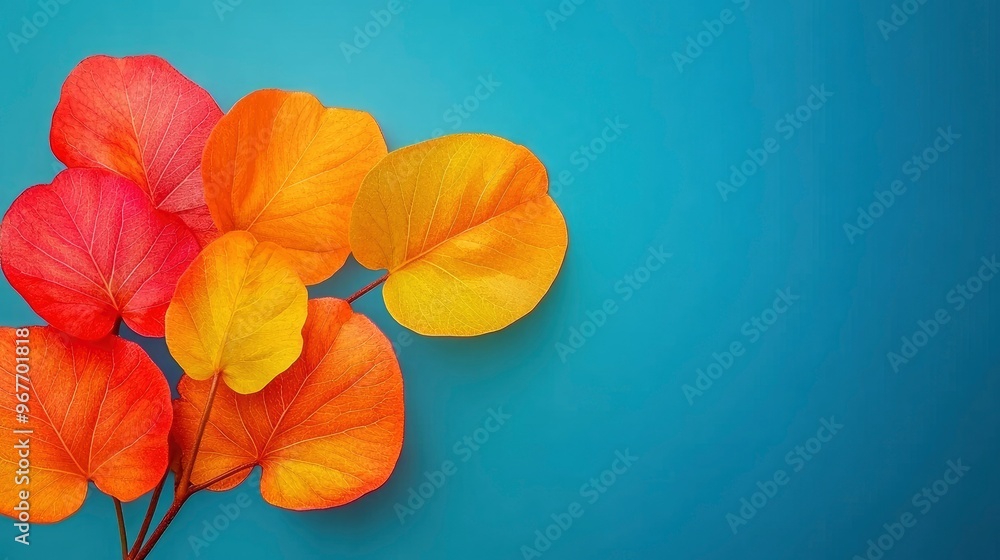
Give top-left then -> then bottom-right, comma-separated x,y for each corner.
51,55 -> 224,245
0,168 -> 200,340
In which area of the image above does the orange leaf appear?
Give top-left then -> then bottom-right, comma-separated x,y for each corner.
172,298 -> 404,510
202,89 -> 388,284
51,55 -> 224,245
0,327 -> 173,523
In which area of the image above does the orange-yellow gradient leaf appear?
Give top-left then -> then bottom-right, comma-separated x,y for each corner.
0,327 -> 173,523
164,231 -> 308,394
172,298 -> 404,510
51,55 -> 224,246
350,134 -> 568,336
202,89 -> 388,285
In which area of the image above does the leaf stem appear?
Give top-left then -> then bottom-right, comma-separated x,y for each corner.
128,473 -> 167,558
132,374 -> 247,560
178,373 -> 221,491
114,498 -> 128,560
190,462 -> 256,494
131,463 -> 255,560
132,492 -> 190,560
346,272 -> 388,304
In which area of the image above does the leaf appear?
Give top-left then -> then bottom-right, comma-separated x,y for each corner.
202,89 -> 388,285
51,54 -> 224,246
172,298 -> 404,510
350,134 -> 568,336
0,168 -> 201,340
0,327 -> 173,523
164,230 -> 308,394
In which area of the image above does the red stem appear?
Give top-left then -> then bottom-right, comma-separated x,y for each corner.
177,374 -> 221,491
114,498 -> 127,559
191,462 -> 256,494
132,373 -> 218,559
346,273 -> 388,304
132,463 -> 254,560
132,493 -> 190,560
128,473 -> 166,558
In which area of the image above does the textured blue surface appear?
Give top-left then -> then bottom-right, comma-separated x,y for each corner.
1,0 -> 999,558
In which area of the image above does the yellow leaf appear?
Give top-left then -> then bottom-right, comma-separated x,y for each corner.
350,134 -> 568,336
203,89 -> 387,285
165,231 -> 308,394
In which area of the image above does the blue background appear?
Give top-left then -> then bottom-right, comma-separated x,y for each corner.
2,0 -> 999,558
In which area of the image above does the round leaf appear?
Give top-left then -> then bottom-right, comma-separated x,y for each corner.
51,55 -> 224,246
350,134 -> 568,336
165,231 -> 308,394
172,298 -> 404,509
0,327 -> 173,523
202,89 -> 388,285
0,168 -> 201,340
